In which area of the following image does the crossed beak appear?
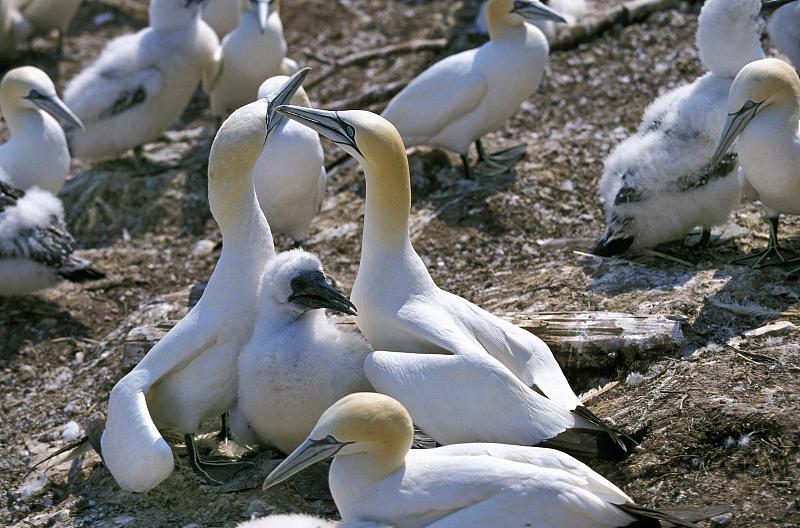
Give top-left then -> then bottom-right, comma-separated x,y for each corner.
262,436 -> 350,490
264,67 -> 311,137
274,105 -> 362,156
710,100 -> 763,169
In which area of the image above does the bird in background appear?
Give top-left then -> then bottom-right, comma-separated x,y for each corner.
17,0 -> 82,53
766,0 -> 800,70
475,0 -> 586,41
0,0 -> 31,57
202,0 -> 241,40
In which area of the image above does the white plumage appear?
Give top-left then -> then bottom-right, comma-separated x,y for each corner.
768,1 -> 800,70
252,75 -> 325,241
475,0 -> 586,41
0,0 -> 30,57
64,0 -> 219,161
593,0 -> 766,256
234,249 -> 371,454
207,0 -> 287,118
238,514 -> 388,528
18,0 -> 81,42
202,0 -> 241,39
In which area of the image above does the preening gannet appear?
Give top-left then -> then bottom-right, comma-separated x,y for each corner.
0,0 -> 30,57
99,71 -> 307,493
238,514 -> 388,528
0,66 -> 83,194
276,105 -> 634,459
767,0 -> 800,70
64,0 -> 219,161
18,0 -> 82,51
252,72 -> 325,241
263,393 -> 707,528
381,0 -> 565,178
593,0 -> 767,256
475,0 -> 586,41
235,248 -> 371,454
207,0 -> 287,118
710,58 -> 800,274
202,0 -> 241,39
0,180 -> 103,296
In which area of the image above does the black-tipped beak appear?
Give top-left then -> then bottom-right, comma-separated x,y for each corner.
27,90 -> 84,131
710,100 -> 763,169
262,436 -> 349,490
289,270 -> 357,316
274,105 -> 362,156
512,0 -> 568,23
761,0 -> 797,13
265,67 -> 311,137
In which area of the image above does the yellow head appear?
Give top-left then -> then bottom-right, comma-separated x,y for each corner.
0,66 -> 83,130
486,0 -> 566,38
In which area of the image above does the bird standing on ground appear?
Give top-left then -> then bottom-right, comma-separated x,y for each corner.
0,0 -> 31,57
18,0 -> 82,52
593,0 -> 767,256
276,105 -> 634,460
64,0 -> 219,161
381,0 -> 566,178
710,58 -> 800,275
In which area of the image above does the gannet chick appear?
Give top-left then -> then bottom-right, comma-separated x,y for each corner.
381,0 -> 566,178
0,0 -> 30,57
263,393 -> 705,528
99,71 -> 307,493
207,0 -> 287,118
767,0 -> 800,69
238,514 -> 388,528
202,0 -> 241,39
0,66 -> 83,194
475,0 -> 586,41
18,0 -> 82,51
252,73 -> 325,242
277,105 -> 634,459
63,0 -> 219,161
710,58 -> 800,274
593,0 -> 766,256
0,180 -> 103,296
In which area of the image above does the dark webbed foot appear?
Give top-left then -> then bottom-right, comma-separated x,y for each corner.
185,433 -> 254,486
731,216 -> 796,268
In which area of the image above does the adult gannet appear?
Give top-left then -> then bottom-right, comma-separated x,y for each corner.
99,71 -> 307,493
63,0 -> 219,161
202,0 -> 241,39
263,393 -> 705,528
0,66 -> 84,194
381,0 -> 566,178
475,0 -> 586,41
17,0 -> 81,52
593,0 -> 767,256
710,58 -> 800,274
207,0 -> 287,118
0,0 -> 30,57
276,105 -> 634,459
0,180 -> 103,295
767,0 -> 800,69
251,73 -> 325,242
235,249 -> 371,454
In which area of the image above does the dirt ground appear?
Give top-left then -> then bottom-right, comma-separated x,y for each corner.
1,0 -> 799,526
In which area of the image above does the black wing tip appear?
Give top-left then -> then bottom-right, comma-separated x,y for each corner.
573,405 -> 639,459
60,264 -> 106,283
592,235 -> 634,257
617,502 -> 719,528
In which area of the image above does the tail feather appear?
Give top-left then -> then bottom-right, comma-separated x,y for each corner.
617,502 -> 708,528
59,261 -> 105,283
573,405 -> 638,453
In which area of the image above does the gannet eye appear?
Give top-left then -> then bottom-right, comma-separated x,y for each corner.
345,124 -> 356,139
742,100 -> 757,110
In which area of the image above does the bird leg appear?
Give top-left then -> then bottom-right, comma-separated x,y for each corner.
184,433 -> 254,486
732,216 -> 796,268
687,228 -> 712,249
475,139 -> 527,171
460,154 -> 474,179
215,413 -> 230,444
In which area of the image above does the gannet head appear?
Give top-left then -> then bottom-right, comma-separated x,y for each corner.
261,249 -> 357,317
0,66 -> 84,131
262,393 -> 413,490
487,0 -> 567,31
243,0 -> 274,32
149,0 -> 206,30
711,58 -> 800,168
696,0 -> 765,78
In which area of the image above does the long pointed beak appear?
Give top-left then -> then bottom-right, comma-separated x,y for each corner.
257,0 -> 270,33
31,94 -> 84,131
761,0 -> 797,13
274,105 -> 362,155
511,0 -> 568,23
710,101 -> 762,169
289,270 -> 357,316
262,437 -> 349,490
265,67 -> 311,136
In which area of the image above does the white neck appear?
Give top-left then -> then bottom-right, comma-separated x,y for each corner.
697,0 -> 764,78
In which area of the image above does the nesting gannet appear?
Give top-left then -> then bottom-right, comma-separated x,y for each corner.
263,393 -> 705,528
202,0 -> 241,39
18,0 -> 82,51
381,0 -> 566,178
0,180 -> 103,296
63,0 -> 219,161
235,249 -> 371,454
251,73 -> 325,241
767,0 -> 800,70
276,105 -> 634,459
475,0 -> 585,41
593,0 -> 767,256
710,58 -> 800,274
207,0 -> 287,118
0,66 -> 84,194
238,514 -> 388,528
0,0 -> 31,57
99,71 -> 308,493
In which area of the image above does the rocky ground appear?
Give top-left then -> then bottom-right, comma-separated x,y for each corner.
1,0 -> 799,527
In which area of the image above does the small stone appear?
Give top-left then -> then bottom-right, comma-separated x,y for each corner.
710,512 -> 733,526
192,239 -> 216,258
743,321 -> 797,338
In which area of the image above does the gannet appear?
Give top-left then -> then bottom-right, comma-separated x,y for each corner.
0,180 -> 104,296
251,73 -> 326,241
238,514 -> 387,528
263,393 -> 705,528
207,0 -> 287,118
0,66 -> 83,194
18,0 -> 82,51
202,0 -> 241,39
0,0 -> 30,57
710,58 -> 800,274
63,0 -> 219,161
381,0 -> 566,178
276,105 -> 634,459
593,0 -> 767,256
235,248 -> 371,454
476,0 -> 586,41
99,71 -> 308,493
767,0 -> 800,70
